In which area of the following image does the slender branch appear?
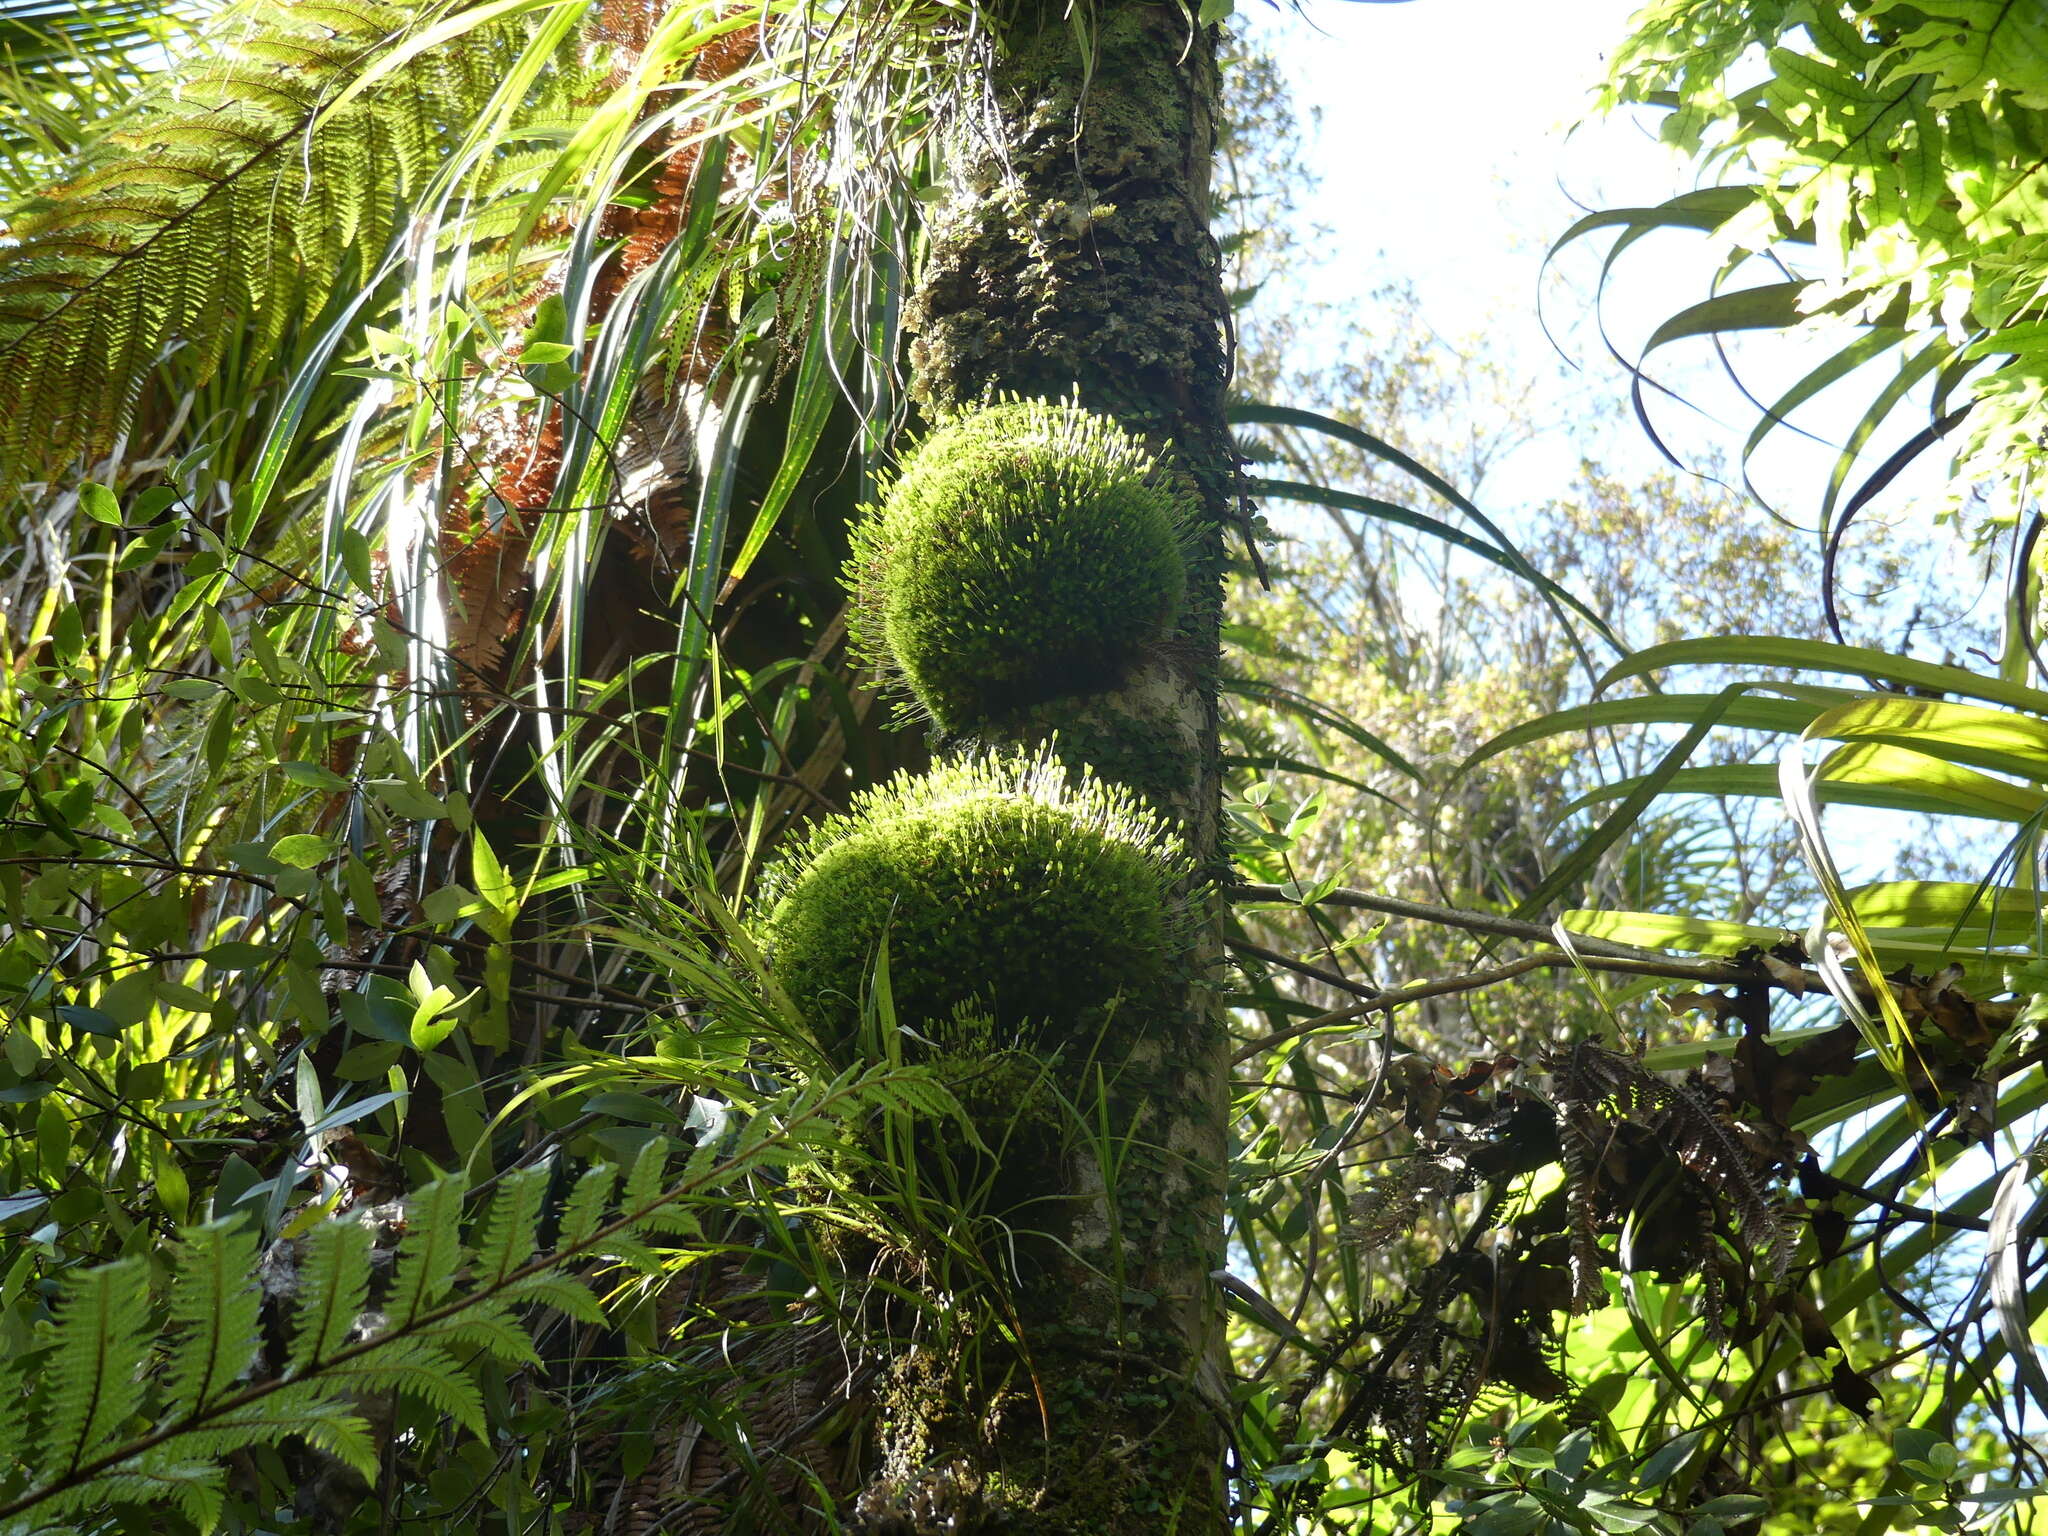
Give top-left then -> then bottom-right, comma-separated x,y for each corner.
1232,881 -> 1674,959
1227,938 -> 1380,1000
1833,1175 -> 1992,1234
1233,952 -> 1776,1065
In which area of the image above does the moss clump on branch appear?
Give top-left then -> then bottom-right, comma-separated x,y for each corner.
761,751 -> 1185,1053
848,398 -> 1192,729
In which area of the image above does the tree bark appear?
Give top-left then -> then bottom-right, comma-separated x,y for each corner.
857,5 -> 1235,1531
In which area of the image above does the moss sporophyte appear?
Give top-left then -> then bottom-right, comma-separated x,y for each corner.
760,751 -> 1187,1056
847,397 -> 1194,730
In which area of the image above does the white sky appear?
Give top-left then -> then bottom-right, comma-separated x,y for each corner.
1238,0 -> 1998,888
1244,0 -> 1650,345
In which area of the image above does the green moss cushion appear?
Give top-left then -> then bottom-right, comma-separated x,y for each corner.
762,753 -> 1185,1051
848,398 -> 1191,729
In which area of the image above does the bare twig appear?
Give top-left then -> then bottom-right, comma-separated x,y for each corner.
1227,938 -> 1381,1000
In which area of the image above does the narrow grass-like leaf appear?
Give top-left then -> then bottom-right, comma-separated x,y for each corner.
1988,1153 -> 2048,1423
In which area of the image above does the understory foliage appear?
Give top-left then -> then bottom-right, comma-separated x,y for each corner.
0,0 -> 2047,1534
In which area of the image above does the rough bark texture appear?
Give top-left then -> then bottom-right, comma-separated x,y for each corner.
858,4 -> 1235,1531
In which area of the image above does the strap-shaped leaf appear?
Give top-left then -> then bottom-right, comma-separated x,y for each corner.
1989,1154 -> 2048,1422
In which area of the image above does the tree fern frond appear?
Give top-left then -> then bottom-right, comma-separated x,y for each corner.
325,1341 -> 485,1440
158,1383 -> 377,1481
26,1459 -> 225,1534
0,1085 -> 898,1529
385,1172 -> 467,1327
0,1334 -> 24,1468
620,1133 -> 672,1214
287,1216 -> 374,1372
559,1160 -> 619,1246
0,0 -> 536,491
163,1220 -> 263,1418
472,1164 -> 549,1285
35,1257 -> 151,1481
421,1303 -> 539,1365
496,1272 -> 606,1325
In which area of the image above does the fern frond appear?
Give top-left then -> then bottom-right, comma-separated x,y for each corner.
559,1160 -> 619,1245
0,1081 -> 897,1530
0,1334 -> 24,1469
158,1382 -> 377,1481
472,1165 -> 549,1284
163,1220 -> 263,1417
26,1458 -> 225,1533
385,1172 -> 467,1327
496,1272 -> 607,1324
422,1303 -> 540,1365
0,0 -> 534,491
287,1216 -> 375,1371
325,1340 -> 486,1440
620,1133 -> 672,1214
35,1256 -> 151,1481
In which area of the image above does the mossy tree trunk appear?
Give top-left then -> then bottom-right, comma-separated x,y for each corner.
860,4 -> 1236,1530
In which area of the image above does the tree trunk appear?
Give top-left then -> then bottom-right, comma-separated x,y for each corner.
857,6 -> 1236,1530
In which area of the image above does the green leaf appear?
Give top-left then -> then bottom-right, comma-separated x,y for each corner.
386,1175 -> 468,1326
339,528 -> 375,595
470,832 -> 515,938
1585,1501 -> 1663,1532
1564,910 -> 1786,954
1808,694 -> 2048,782
279,761 -> 351,792
79,482 -> 123,525
369,779 -> 448,820
1599,637 -> 2048,718
38,1258 -> 151,1478
1251,476 -> 1611,636
558,1163 -> 618,1246
1640,279 -> 1814,352
290,1218 -> 375,1370
164,1221 -> 264,1416
581,1091 -> 679,1124
56,1004 -> 131,1036
270,834 -> 333,869
473,1166 -> 549,1284
1636,1429 -> 1701,1488
1989,1155 -> 2048,1422
1466,690 -> 1839,769
1691,1496 -> 1770,1521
